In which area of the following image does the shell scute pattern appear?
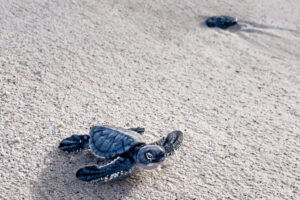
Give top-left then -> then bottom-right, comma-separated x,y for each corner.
89,126 -> 138,159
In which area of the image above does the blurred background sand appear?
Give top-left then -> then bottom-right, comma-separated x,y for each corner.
0,0 -> 299,199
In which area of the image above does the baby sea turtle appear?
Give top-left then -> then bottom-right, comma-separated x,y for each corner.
204,16 -> 298,34
205,16 -> 237,29
59,126 -> 183,182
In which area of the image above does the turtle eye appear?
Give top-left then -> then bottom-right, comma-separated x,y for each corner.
145,152 -> 153,161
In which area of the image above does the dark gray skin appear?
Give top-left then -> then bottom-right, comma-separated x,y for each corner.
59,126 -> 183,182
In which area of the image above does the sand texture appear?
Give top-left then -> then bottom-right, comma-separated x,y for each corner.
0,0 -> 300,199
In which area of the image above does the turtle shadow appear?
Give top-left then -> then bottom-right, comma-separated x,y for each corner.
31,149 -> 141,200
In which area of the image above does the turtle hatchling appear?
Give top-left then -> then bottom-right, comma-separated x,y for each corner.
59,126 -> 183,182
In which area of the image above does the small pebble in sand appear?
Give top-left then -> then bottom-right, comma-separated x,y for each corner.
13,137 -> 21,143
69,156 -> 77,164
58,123 -> 65,128
205,16 -> 237,29
160,163 -> 172,169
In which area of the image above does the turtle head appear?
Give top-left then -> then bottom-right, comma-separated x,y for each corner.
136,145 -> 165,169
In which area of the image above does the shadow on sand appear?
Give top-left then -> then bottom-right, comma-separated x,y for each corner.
31,149 -> 140,200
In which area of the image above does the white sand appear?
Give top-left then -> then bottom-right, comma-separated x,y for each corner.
0,0 -> 299,199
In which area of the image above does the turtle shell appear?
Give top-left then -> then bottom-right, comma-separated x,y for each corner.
89,126 -> 144,159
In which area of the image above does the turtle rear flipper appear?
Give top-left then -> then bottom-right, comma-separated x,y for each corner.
59,135 -> 90,152
76,156 -> 135,182
152,131 -> 183,157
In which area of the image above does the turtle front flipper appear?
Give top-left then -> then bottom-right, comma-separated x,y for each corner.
76,156 -> 135,182
59,135 -> 90,152
152,131 -> 183,157
128,127 -> 145,134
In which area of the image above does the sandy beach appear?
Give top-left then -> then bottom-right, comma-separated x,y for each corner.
0,0 -> 299,199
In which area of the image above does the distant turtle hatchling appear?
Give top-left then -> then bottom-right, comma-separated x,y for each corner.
59,126 -> 183,182
205,16 -> 237,29
204,15 -> 299,35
